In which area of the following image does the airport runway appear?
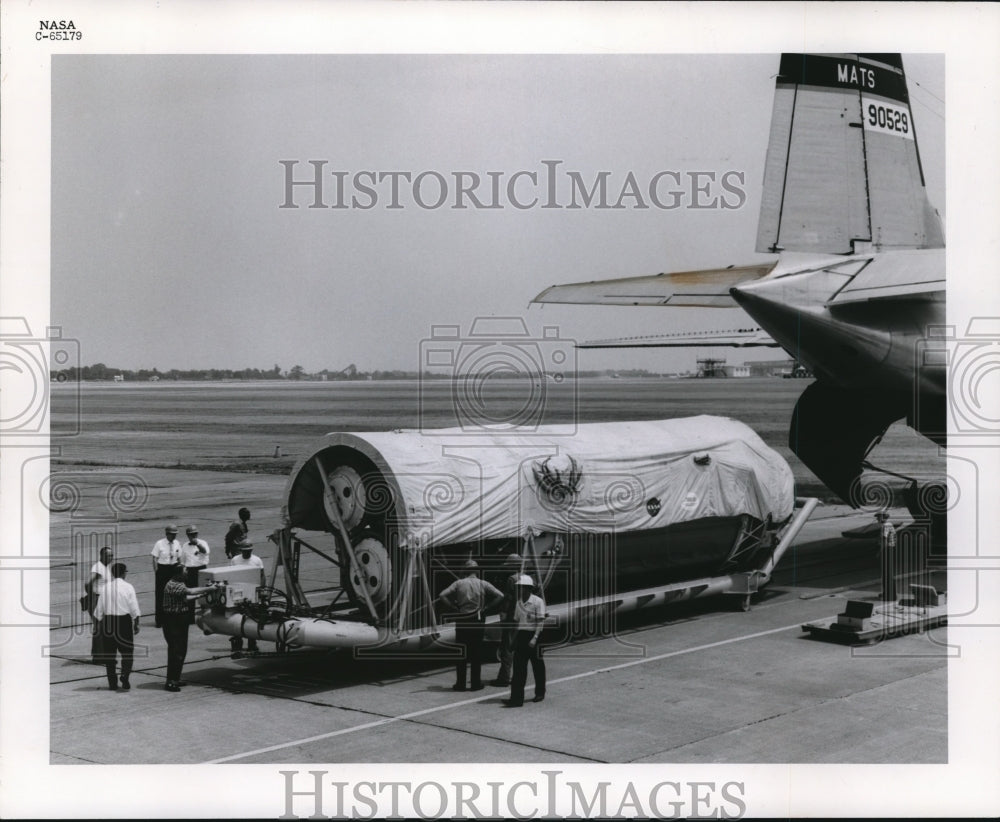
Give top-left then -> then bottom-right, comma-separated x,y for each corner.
49,502 -> 947,765
45,380 -> 947,765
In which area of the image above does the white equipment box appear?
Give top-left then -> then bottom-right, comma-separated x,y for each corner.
198,565 -> 263,608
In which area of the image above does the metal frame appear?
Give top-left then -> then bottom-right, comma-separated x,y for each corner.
720,514 -> 773,572
201,498 -> 819,650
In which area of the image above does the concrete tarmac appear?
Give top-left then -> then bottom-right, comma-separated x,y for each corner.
49,504 -> 947,765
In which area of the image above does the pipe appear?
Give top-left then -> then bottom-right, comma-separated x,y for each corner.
196,503 -> 819,652
760,497 -> 819,581
199,610 -> 381,649
198,557 -> 795,652
198,609 -> 457,652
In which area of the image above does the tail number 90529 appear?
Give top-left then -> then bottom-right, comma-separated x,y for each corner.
866,102 -> 910,136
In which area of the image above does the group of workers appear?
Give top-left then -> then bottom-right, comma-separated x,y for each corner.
85,508 -> 262,692
84,506 -> 905,703
436,555 -> 547,707
428,508 -> 895,706
86,509 -> 547,703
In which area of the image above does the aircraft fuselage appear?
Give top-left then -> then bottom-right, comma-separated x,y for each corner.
730,251 -> 946,400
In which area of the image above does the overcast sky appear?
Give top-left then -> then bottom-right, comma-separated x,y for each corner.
51,54 -> 945,374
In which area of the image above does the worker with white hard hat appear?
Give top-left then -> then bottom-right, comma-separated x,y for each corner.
230,538 -> 262,570
230,539 -> 264,657
504,574 -> 546,707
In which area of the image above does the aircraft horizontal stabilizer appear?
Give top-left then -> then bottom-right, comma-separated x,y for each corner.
579,327 -> 779,349
532,263 -> 777,309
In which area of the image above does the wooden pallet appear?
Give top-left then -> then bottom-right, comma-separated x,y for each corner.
801,602 -> 948,645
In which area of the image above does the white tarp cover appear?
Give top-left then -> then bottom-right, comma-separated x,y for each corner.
294,416 -> 794,550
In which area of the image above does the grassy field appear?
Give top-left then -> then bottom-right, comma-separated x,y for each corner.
50,376 -> 943,498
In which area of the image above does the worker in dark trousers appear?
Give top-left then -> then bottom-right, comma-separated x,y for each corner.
85,546 -> 114,664
160,562 -> 216,691
437,559 -> 503,692
181,525 -> 210,624
878,509 -> 899,601
93,562 -> 141,691
150,524 -> 182,628
505,575 -> 547,707
224,507 -> 252,559
228,540 -> 264,657
490,553 -> 523,686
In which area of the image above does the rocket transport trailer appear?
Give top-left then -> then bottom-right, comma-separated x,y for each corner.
196,417 -> 817,653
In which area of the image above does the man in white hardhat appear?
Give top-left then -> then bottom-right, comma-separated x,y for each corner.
504,574 -> 546,707
437,558 -> 504,692
229,539 -> 264,657
230,538 -> 262,571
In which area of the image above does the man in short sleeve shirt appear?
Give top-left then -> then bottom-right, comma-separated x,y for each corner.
86,546 -> 114,663
181,525 -> 210,585
504,575 -> 547,707
151,525 -> 182,628
181,525 -> 210,623
94,562 -> 141,691
437,559 -> 504,692
229,540 -> 264,657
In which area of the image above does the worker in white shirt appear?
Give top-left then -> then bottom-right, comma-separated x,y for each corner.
181,525 -> 210,585
87,546 -> 114,604
181,525 -> 210,624
229,539 -> 264,657
877,509 -> 899,600
85,546 -> 113,663
230,538 -> 264,573
151,524 -> 183,628
878,509 -> 897,551
93,563 -> 141,691
504,575 -> 547,707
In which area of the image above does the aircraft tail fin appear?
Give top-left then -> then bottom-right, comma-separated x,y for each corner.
756,53 -> 944,255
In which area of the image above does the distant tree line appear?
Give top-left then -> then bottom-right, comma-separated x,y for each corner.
52,363 -> 286,382
51,363 -> 664,382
